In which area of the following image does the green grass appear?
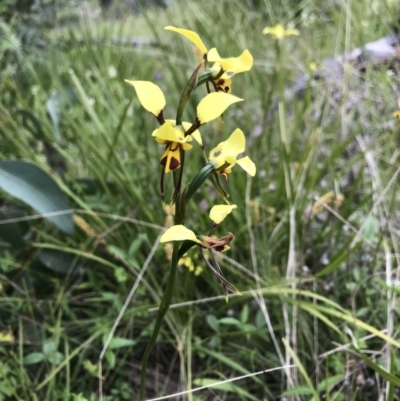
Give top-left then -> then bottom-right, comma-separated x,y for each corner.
0,0 -> 400,400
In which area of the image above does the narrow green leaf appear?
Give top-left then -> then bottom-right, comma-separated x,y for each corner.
298,302 -> 344,337
354,348 -> 400,387
196,346 -> 264,386
311,304 -> 400,348
316,374 -> 345,393
388,348 -> 395,401
315,239 -> 361,278
193,378 -> 259,401
280,386 -> 314,396
185,163 -> 214,203
282,338 -> 319,401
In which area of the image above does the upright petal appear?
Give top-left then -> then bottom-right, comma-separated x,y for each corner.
236,156 -> 256,176
197,93 -> 243,124
220,129 -> 246,160
165,26 -> 208,56
209,204 -> 237,224
207,47 -> 222,61
160,225 -> 202,244
125,80 -> 166,117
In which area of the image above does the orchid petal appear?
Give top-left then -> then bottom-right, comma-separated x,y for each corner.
285,28 -> 300,36
263,24 -> 299,39
221,128 -> 246,158
125,80 -> 165,116
197,93 -> 242,124
160,225 -> 202,244
209,204 -> 237,224
153,122 -> 186,143
165,26 -> 208,55
221,49 -> 253,77
208,48 -> 253,78
182,121 -> 203,146
236,156 -> 256,176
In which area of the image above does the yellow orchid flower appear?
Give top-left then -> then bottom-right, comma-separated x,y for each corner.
208,48 -> 253,79
152,122 -> 193,174
262,24 -> 300,40
164,26 -> 253,93
207,48 -> 253,93
209,204 -> 237,225
126,80 -> 242,173
125,80 -> 203,173
209,128 -> 256,178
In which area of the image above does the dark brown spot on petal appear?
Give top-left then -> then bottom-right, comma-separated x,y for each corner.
214,150 -> 222,157
169,157 -> 180,171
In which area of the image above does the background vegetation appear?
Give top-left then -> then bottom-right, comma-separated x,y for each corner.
0,0 -> 399,400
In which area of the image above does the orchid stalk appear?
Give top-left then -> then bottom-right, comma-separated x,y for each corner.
125,25 -> 256,400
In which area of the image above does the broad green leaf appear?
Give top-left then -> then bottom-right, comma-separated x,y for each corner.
219,317 -> 241,325
105,349 -> 116,369
206,314 -> 219,332
0,161 -> 74,234
108,337 -> 136,349
240,304 -> 249,323
0,210 -> 25,251
47,352 -> 64,365
24,352 -> 45,365
38,249 -> 81,273
42,339 -> 57,355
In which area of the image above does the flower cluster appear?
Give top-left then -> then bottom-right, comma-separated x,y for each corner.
126,26 -> 256,299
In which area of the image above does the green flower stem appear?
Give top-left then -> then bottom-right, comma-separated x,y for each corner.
139,240 -> 180,401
